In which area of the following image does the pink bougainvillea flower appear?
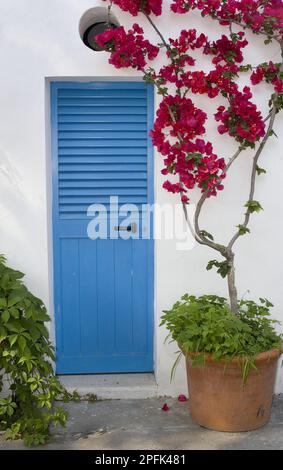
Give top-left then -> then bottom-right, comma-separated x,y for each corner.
214,88 -> 265,144
251,61 -> 283,94
171,0 -> 283,37
178,394 -> 188,402
162,403 -> 169,411
96,25 -> 159,70
103,0 -> 163,16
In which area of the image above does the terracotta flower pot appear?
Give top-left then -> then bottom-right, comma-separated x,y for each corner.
184,349 -> 281,432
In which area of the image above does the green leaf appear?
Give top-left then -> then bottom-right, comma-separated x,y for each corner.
25,308 -> 34,319
206,260 -> 217,271
0,298 -> 7,309
206,260 -> 231,278
256,165 -> 266,176
9,335 -> 18,347
29,327 -> 41,341
269,129 -> 278,138
9,308 -> 20,319
200,230 -> 214,241
1,310 -> 10,323
239,64 -> 252,72
6,320 -> 24,333
30,383 -> 38,392
245,200 -> 264,213
237,225 -> 250,236
7,291 -> 25,307
35,311 -> 50,322
157,87 -> 168,96
21,371 -> 28,381
18,336 -> 27,352
7,405 -> 15,417
170,351 -> 183,383
0,327 -> 7,343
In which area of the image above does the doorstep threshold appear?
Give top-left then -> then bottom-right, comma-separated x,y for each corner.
58,373 -> 158,400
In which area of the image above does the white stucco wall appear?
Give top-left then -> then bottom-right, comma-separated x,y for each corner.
0,0 -> 282,396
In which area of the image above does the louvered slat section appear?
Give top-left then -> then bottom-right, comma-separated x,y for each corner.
57,86 -> 149,219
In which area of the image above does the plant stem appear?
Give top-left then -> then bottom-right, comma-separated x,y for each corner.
142,12 -> 170,51
209,13 -> 280,40
227,253 -> 238,314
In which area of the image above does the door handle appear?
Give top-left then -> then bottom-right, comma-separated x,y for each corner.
114,223 -> 137,234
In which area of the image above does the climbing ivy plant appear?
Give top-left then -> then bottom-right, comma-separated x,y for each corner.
0,255 -> 68,446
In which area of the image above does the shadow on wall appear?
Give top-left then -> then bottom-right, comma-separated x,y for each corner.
0,146 -> 44,279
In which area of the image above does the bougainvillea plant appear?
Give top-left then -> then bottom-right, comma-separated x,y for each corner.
97,0 -> 283,314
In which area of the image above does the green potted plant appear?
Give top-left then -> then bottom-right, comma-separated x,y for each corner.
98,0 -> 283,430
161,295 -> 281,430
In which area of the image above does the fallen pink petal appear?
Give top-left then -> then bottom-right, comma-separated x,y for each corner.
178,394 -> 188,402
162,403 -> 169,412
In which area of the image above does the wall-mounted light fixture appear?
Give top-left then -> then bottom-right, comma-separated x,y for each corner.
79,6 -> 120,52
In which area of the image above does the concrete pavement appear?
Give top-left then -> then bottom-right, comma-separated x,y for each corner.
0,396 -> 282,450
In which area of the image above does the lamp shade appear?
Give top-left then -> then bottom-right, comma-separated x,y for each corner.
79,7 -> 120,51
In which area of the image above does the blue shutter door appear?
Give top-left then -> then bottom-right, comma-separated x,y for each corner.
51,82 -> 154,374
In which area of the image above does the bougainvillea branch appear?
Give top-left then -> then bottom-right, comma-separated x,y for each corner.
142,12 -> 170,50
98,0 -> 283,313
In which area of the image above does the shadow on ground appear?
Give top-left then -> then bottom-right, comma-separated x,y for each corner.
0,396 -> 282,450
